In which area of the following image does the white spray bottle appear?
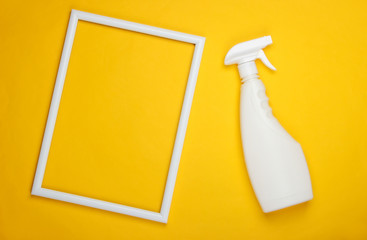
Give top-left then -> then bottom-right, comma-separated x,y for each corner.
225,36 -> 313,213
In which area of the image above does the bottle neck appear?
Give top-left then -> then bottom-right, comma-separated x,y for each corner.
241,74 -> 259,83
238,61 -> 259,83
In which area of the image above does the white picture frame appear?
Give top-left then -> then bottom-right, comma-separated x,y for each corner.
31,9 -> 205,223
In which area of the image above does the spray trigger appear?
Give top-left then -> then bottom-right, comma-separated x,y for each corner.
225,36 -> 276,80
257,50 -> 276,71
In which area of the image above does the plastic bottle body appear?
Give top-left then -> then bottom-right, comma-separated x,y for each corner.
240,77 -> 313,213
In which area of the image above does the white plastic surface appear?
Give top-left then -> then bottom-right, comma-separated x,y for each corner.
225,36 -> 313,213
240,79 -> 313,212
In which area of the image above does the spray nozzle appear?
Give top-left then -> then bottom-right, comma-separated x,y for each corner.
225,36 -> 276,80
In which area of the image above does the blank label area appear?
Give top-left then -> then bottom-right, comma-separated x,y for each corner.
42,20 -> 194,212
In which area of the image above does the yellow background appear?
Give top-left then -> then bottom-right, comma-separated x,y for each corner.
1,0 -> 367,239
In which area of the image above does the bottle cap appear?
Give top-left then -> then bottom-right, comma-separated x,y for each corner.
225,36 -> 276,80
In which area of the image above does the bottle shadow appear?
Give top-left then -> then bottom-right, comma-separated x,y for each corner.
262,200 -> 311,221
